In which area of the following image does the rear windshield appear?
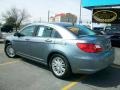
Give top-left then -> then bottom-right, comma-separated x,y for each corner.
64,25 -> 96,36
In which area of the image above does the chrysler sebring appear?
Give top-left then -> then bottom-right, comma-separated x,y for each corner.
4,23 -> 114,79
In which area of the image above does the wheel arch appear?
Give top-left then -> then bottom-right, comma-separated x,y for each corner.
5,40 -> 12,45
47,50 -> 71,68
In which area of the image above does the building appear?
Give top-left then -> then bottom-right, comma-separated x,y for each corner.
82,0 -> 120,29
50,13 -> 77,23
49,16 -> 55,22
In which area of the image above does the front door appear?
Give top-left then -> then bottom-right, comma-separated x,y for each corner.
13,25 -> 36,56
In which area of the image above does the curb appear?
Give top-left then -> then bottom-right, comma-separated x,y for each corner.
0,39 -> 4,43
111,64 -> 120,69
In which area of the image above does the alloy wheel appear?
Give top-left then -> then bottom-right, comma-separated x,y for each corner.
51,57 -> 66,76
5,45 -> 16,58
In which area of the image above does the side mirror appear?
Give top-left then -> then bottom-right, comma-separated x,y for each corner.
14,32 -> 24,37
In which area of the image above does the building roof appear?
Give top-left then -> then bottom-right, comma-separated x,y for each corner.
55,13 -> 65,17
82,0 -> 120,9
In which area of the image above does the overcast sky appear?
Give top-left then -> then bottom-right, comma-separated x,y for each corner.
0,0 -> 92,22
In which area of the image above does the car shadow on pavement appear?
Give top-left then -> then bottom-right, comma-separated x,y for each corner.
81,66 -> 120,88
113,45 -> 120,48
19,57 -> 120,88
20,57 -> 86,80
20,58 -> 50,71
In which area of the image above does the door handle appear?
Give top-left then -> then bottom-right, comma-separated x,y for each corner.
45,39 -> 52,42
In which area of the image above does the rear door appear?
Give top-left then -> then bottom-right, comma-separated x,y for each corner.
29,25 -> 61,63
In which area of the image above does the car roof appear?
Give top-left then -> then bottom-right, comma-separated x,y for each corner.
21,22 -> 77,39
50,22 -> 74,27
28,22 -> 77,27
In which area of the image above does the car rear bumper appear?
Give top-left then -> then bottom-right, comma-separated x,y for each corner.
69,48 -> 115,74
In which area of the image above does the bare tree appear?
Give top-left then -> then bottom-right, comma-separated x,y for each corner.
2,7 -> 30,31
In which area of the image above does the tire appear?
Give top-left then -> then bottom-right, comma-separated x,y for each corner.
49,54 -> 71,79
5,44 -> 16,58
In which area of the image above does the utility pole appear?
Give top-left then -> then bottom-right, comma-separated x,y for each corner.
39,17 -> 41,23
79,0 -> 82,24
91,9 -> 93,29
48,10 -> 50,22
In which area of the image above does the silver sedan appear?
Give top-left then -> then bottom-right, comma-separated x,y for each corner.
4,23 -> 114,79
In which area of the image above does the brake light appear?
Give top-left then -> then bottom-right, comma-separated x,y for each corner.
76,43 -> 102,53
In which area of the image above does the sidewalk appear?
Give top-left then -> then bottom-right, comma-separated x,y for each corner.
114,47 -> 120,65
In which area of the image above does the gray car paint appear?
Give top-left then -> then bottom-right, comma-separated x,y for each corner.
5,23 -> 114,74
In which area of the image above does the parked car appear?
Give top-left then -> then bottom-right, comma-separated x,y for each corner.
2,32 -> 14,39
4,23 -> 114,79
93,27 -> 105,35
104,26 -> 120,46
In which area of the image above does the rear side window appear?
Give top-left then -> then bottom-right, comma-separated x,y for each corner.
37,26 -> 53,37
52,31 -> 62,38
36,25 -> 62,38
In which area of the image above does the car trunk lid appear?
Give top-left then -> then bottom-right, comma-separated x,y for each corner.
78,35 -> 112,51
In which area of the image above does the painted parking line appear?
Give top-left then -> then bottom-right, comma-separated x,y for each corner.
0,49 -> 4,52
61,76 -> 86,90
0,61 -> 19,66
0,49 -> 3,51
111,64 -> 120,69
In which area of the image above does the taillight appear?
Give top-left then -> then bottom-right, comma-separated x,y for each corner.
76,43 -> 102,53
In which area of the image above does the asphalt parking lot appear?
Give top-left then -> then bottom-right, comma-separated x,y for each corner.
0,43 -> 120,90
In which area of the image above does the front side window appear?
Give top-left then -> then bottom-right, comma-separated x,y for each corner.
20,26 -> 35,36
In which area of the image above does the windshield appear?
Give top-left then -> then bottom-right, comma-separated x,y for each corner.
64,25 -> 96,37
